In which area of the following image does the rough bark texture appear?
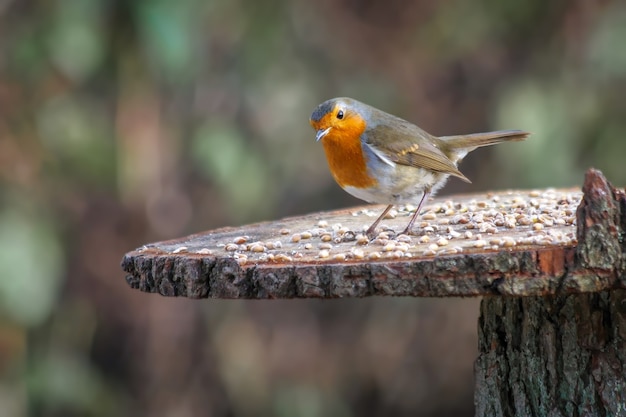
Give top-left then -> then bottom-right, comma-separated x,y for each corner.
475,290 -> 626,417
474,169 -> 626,417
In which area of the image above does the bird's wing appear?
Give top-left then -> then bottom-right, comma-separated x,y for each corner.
364,122 -> 470,182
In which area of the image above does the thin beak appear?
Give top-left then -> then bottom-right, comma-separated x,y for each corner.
316,127 -> 331,142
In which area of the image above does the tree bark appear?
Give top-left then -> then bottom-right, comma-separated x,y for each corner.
475,290 -> 626,417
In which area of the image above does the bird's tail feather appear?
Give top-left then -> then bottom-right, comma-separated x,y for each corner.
440,130 -> 530,150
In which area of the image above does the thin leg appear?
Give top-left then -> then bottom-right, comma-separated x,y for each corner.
365,204 -> 394,237
401,190 -> 431,235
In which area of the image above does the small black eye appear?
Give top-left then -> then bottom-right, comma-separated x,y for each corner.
336,110 -> 344,119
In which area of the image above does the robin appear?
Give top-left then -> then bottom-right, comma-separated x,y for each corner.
309,97 -> 529,237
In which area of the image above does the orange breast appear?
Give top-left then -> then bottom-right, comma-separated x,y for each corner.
322,124 -> 377,189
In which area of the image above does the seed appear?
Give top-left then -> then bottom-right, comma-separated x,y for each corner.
196,248 -> 212,255
368,251 -> 382,260
319,243 -> 333,250
474,240 -> 487,248
419,235 -> 430,243
422,226 -> 435,233
225,243 -> 239,251
356,234 -> 369,245
300,231 -> 313,239
452,215 -> 469,224
317,220 -> 328,227
396,234 -> 412,243
321,234 -> 332,242
428,243 -> 439,251
250,243 -> 265,253
423,249 -> 437,256
279,228 -> 291,235
422,212 -> 437,220
172,246 -> 188,254
436,238 -> 449,246
377,231 -> 390,240
383,242 -> 396,252
318,250 -> 330,258
333,253 -> 346,261
448,230 -> 461,239
384,209 -> 397,219
395,243 -> 409,252
352,249 -> 365,259
529,190 -> 541,197
503,238 -> 516,247
464,231 -> 473,239
337,227 -> 350,236
533,223 -> 544,231
275,254 -> 292,262
291,234 -> 301,243
233,236 -> 248,244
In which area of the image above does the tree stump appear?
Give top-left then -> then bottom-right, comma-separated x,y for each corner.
121,168 -> 626,417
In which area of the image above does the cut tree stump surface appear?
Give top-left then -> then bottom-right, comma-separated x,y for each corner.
122,169 -> 625,299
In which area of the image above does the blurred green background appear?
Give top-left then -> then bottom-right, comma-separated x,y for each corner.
1,0 -> 625,416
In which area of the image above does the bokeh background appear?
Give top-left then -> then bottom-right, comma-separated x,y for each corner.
1,0 -> 626,416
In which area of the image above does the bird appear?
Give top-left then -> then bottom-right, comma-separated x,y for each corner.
309,97 -> 529,237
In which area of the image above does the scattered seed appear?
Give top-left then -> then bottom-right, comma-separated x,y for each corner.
422,212 -> 437,220
503,238 -> 516,248
474,240 -> 487,248
233,236 -> 248,244
196,248 -> 212,255
352,248 -> 365,259
356,234 -> 369,245
333,253 -> 347,261
291,234 -> 301,243
318,250 -> 330,258
319,243 -> 333,250
533,223 -> 544,231
225,243 -> 239,251
321,233 -> 332,242
300,231 -> 313,239
250,243 -> 265,253
317,220 -> 328,228
383,242 -> 396,252
368,251 -> 382,260
275,254 -> 293,262
172,246 -> 188,254
419,235 -> 430,243
396,234 -> 412,243
436,238 -> 449,246
428,243 -> 439,251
